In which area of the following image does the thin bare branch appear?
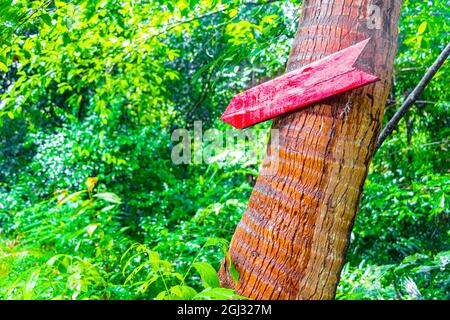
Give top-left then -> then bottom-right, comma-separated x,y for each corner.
376,42 -> 450,151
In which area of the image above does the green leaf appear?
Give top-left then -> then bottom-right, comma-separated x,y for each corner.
418,21 -> 427,34
227,254 -> 240,284
439,194 -> 445,208
100,204 -> 117,212
228,9 -> 238,18
192,262 -> 220,288
41,14 -> 52,26
62,32 -> 71,45
0,61 -> 7,72
159,285 -> 197,300
58,190 -> 87,206
412,265 -> 437,273
156,291 -> 168,300
203,238 -> 239,284
94,192 -> 122,204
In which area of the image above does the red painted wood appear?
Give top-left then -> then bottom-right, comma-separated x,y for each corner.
220,38 -> 379,129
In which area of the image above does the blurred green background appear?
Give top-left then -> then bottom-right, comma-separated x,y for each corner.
0,0 -> 448,300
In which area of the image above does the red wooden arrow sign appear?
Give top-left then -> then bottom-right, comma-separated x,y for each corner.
220,38 -> 379,129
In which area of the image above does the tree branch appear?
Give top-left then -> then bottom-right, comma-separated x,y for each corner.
151,0 -> 282,35
376,42 -> 450,151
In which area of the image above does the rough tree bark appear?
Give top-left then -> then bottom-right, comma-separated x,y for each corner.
219,0 -> 403,299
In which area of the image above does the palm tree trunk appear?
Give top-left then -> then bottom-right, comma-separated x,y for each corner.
219,0 -> 403,299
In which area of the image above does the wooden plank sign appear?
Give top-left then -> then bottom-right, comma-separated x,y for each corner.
220,38 -> 379,129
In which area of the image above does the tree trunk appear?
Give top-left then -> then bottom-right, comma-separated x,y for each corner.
219,0 -> 403,300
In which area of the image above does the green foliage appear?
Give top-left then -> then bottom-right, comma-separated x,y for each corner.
0,178 -> 244,300
0,0 -> 52,45
336,0 -> 450,300
0,184 -> 130,299
121,240 -> 243,300
337,250 -> 449,300
0,0 -> 448,300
